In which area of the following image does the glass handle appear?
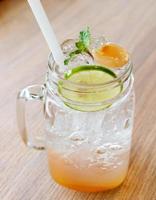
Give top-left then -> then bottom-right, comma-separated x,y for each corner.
16,84 -> 45,150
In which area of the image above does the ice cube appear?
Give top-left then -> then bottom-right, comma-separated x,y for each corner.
68,52 -> 94,69
61,39 -> 77,54
90,35 -> 108,50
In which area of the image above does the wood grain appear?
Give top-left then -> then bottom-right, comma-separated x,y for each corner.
0,0 -> 156,199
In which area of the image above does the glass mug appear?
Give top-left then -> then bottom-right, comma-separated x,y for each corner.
17,42 -> 135,192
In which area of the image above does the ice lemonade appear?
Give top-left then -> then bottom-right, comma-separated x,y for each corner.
45,29 -> 135,192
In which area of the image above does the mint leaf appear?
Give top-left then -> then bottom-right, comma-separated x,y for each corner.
75,41 -> 86,51
64,27 -> 91,65
79,27 -> 91,48
64,59 -> 70,65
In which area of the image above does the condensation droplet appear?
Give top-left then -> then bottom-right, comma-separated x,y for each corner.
69,132 -> 85,141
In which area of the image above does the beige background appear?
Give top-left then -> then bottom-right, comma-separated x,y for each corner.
0,0 -> 156,199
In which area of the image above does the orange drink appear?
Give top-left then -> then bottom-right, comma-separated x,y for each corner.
48,147 -> 130,192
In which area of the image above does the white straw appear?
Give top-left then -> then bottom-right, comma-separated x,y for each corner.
27,0 -> 64,67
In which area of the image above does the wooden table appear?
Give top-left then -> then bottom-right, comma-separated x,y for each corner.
0,0 -> 156,199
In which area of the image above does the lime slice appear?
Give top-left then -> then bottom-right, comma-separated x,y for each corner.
58,65 -> 122,111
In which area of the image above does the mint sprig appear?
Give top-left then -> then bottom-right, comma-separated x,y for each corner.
64,27 -> 92,65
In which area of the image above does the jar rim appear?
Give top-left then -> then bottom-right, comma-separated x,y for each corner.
48,52 -> 133,89
46,39 -> 134,109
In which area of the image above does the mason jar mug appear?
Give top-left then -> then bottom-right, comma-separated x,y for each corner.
17,48 -> 135,192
